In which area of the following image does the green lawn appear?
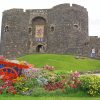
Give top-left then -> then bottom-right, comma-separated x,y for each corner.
0,96 -> 100,100
0,88 -> 99,100
18,54 -> 100,71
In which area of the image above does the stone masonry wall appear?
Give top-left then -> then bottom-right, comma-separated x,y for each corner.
0,3 -> 99,59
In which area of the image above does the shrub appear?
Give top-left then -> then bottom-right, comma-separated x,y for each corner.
79,74 -> 100,96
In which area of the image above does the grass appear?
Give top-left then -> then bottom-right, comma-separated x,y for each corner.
18,54 -> 100,72
0,88 -> 100,100
0,88 -> 99,100
0,96 -> 100,100
28,87 -> 88,97
0,88 -> 98,100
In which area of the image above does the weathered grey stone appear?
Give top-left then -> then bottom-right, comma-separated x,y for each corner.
0,3 -> 100,59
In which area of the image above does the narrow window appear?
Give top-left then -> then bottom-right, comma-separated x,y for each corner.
4,25 -> 9,32
29,27 -> 32,33
50,26 -> 55,32
74,24 -> 78,29
84,42 -> 89,46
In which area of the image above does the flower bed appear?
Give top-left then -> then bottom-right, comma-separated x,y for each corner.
79,74 -> 100,96
0,57 -> 100,96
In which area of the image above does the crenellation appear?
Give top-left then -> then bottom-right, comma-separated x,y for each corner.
3,9 -> 24,15
53,3 -> 70,9
72,4 -> 88,13
90,36 -> 99,40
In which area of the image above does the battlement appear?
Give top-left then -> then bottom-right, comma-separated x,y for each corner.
71,4 -> 87,12
26,9 -> 48,13
3,8 -> 25,15
52,3 -> 70,9
52,3 -> 87,13
90,36 -> 99,41
3,8 -> 49,15
3,3 -> 88,15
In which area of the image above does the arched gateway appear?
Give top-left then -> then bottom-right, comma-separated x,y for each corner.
36,44 -> 45,53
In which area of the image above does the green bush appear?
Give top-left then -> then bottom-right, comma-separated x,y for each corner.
79,75 -> 100,96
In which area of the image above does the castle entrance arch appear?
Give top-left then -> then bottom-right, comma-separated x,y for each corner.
32,17 -> 46,42
36,44 -> 45,53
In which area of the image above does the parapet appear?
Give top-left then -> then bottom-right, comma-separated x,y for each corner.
52,3 -> 70,10
90,36 -> 99,41
2,3 -> 88,15
52,3 -> 87,13
71,4 -> 88,13
3,8 -> 49,15
26,9 -> 48,13
3,8 -> 24,15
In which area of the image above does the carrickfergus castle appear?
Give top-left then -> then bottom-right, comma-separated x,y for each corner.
0,3 -> 100,58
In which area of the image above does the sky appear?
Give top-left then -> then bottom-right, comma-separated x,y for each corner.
0,0 -> 100,37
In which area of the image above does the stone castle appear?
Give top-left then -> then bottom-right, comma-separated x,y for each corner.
0,3 -> 100,58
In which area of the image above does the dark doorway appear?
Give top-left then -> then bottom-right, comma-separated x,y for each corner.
36,45 -> 45,53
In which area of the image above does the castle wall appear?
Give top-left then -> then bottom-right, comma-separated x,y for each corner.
1,3 -> 96,59
89,36 -> 100,57
47,4 -> 88,54
1,9 -> 30,58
